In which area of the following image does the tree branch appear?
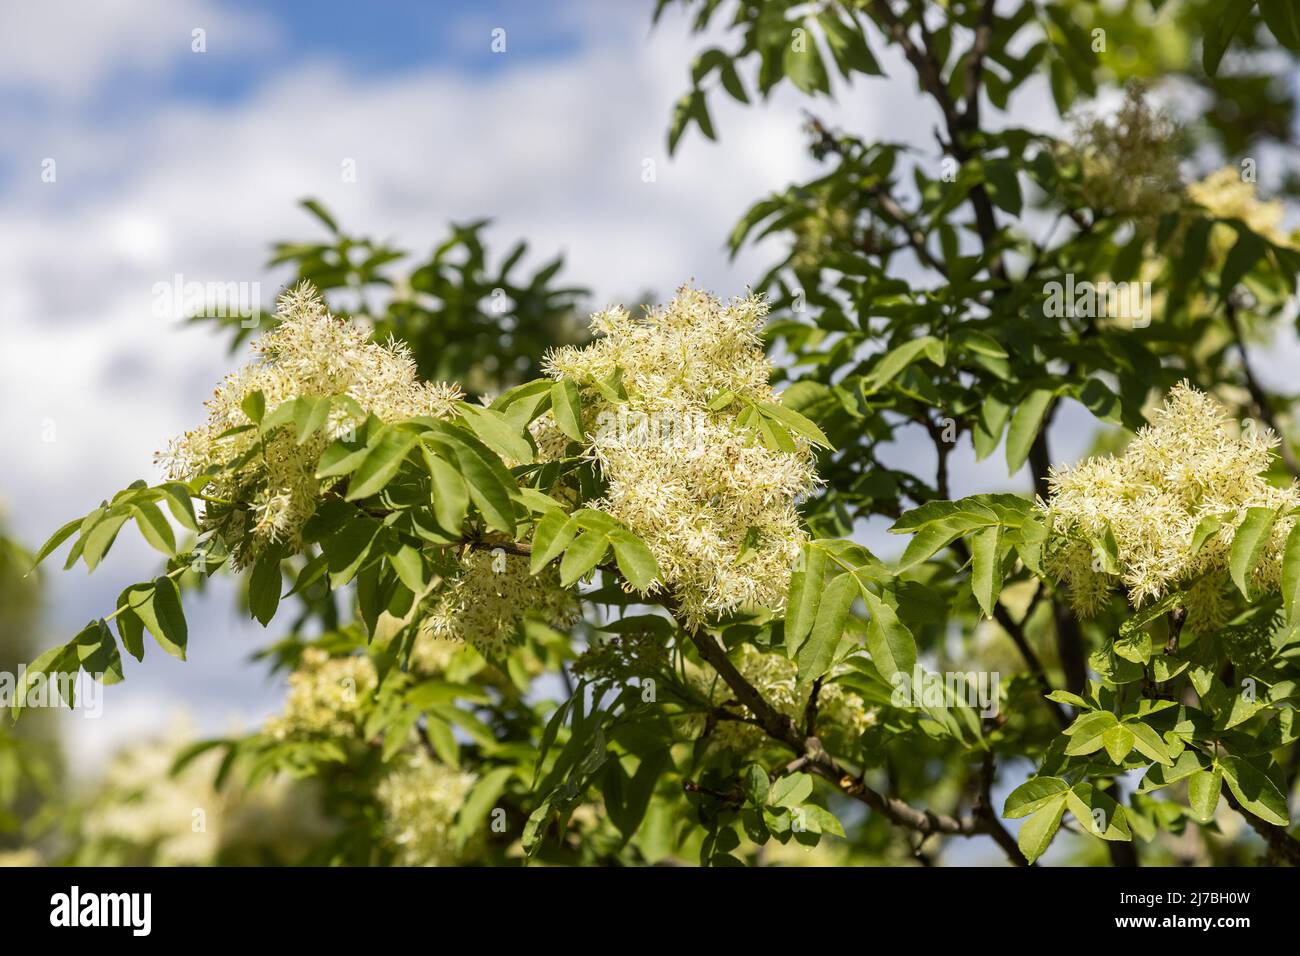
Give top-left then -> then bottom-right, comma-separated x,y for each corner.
680,610 -> 1029,865
1228,299 -> 1300,477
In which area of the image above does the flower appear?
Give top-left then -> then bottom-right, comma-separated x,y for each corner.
265,648 -> 378,740
1188,166 -> 1291,247
1042,382 -> 1300,628
376,750 -> 478,866
1066,88 -> 1183,225
543,287 -> 819,627
82,721 -> 334,865
157,283 -> 462,566
695,645 -> 873,751
418,550 -> 577,660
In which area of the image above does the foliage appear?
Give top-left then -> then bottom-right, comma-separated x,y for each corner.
17,0 -> 1300,866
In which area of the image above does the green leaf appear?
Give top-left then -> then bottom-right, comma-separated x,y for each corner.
1219,755 -> 1289,825
294,395 -> 332,445
424,448 -> 469,534
1003,776 -> 1069,819
550,380 -> 585,443
897,521 -> 966,572
862,588 -> 916,682
30,517 -> 82,572
1220,227 -> 1266,293
608,530 -> 659,592
1260,0 -> 1300,47
158,481 -> 198,535
983,159 -> 1023,216
1102,724 -> 1136,763
1187,767 -> 1222,823
10,643 -> 77,719
862,336 -> 945,395
131,501 -> 176,557
73,619 -> 124,685
241,389 -> 265,424
1065,784 -> 1132,841
757,401 -> 832,449
300,197 -> 339,233
123,577 -> 188,660
436,431 -> 518,534
769,772 -> 814,808
743,764 -> 770,806
81,511 -> 130,572
1202,0 -> 1256,76
1127,721 -> 1174,766
795,572 -> 855,683
1005,389 -> 1053,475
114,588 -> 146,663
970,525 -> 1002,618
817,9 -> 881,77
1017,794 -> 1067,864
248,546 -> 283,627
783,22 -> 830,95
346,429 -> 417,501
785,544 -> 827,653
1063,710 -> 1119,756
454,766 -> 515,849
1113,627 -> 1153,666
559,532 -> 609,587
1229,506 -> 1278,599
1190,515 -> 1222,555
458,403 -> 533,464
1282,521 -> 1300,624
1140,748 -> 1211,792
531,509 -> 579,574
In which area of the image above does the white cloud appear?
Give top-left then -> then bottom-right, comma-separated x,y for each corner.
0,0 -> 276,102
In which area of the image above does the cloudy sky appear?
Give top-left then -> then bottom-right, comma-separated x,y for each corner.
2,0 -> 1293,839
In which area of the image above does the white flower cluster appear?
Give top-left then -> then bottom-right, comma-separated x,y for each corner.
376,749 -> 478,866
1188,166 -> 1291,247
157,284 -> 462,565
265,648 -> 378,740
82,724 -> 334,865
1043,383 -> 1300,628
1067,88 -> 1182,225
543,288 -> 818,627
418,550 -> 577,661
697,645 -> 874,751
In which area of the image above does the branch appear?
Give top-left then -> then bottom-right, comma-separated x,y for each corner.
1228,300 -> 1300,477
680,611 -> 1029,865
868,0 -> 1004,277
1221,787 -> 1300,866
463,523 -> 1033,861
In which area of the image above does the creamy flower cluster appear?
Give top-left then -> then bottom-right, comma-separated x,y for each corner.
1043,383 -> 1300,628
1068,89 -> 1182,225
376,749 -> 478,866
698,645 -> 874,751
157,284 -> 462,565
543,288 -> 818,627
82,724 -> 334,865
265,648 -> 378,740
1188,166 -> 1294,251
419,551 -> 577,660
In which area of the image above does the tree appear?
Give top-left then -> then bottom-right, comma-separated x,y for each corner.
19,0 -> 1300,866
